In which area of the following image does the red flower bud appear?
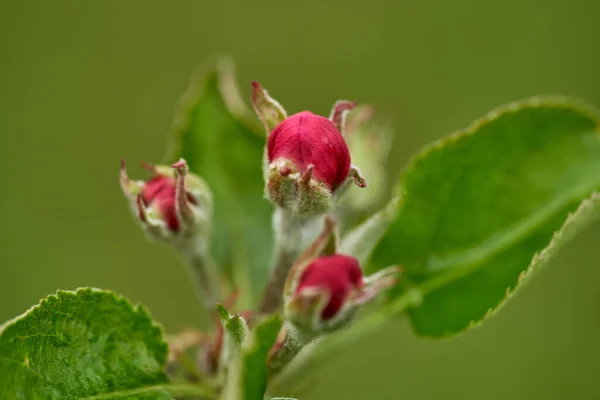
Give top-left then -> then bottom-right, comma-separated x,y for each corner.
140,175 -> 197,232
267,111 -> 351,190
120,158 -> 212,239
295,254 -> 363,320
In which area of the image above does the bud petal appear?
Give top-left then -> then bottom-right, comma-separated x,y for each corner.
284,254 -> 363,332
268,111 -> 350,190
282,217 -> 398,334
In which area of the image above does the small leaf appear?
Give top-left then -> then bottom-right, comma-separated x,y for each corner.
217,304 -> 249,346
216,303 -> 230,321
371,97 -> 600,337
166,55 -> 272,301
222,315 -> 283,400
0,288 -> 213,399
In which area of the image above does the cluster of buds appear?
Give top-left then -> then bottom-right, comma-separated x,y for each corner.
283,217 -> 397,334
120,79 -> 400,384
120,158 -> 212,244
252,82 -> 367,217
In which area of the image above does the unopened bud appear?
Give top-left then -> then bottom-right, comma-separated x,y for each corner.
285,253 -> 397,334
252,82 -> 367,217
120,158 -> 212,243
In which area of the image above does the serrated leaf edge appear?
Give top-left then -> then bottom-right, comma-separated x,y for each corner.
1,288 -> 165,346
453,191 -> 600,336
0,287 -> 190,398
392,97 -> 600,338
270,194 -> 600,390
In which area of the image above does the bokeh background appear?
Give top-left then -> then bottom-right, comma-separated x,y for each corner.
2,1 -> 600,399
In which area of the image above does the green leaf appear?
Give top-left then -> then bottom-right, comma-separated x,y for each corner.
371,97 -> 600,337
222,314 -> 283,400
0,288 -> 213,399
217,304 -> 249,347
166,55 -> 272,302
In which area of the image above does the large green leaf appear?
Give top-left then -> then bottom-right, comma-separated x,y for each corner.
166,56 -> 272,301
269,193 -> 600,394
371,97 -> 600,337
0,288 -> 213,399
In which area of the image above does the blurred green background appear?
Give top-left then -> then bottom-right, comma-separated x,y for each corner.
1,1 -> 600,399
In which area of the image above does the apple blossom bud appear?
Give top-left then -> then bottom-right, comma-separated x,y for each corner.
252,82 -> 367,217
284,253 -> 398,334
120,158 -> 212,242
294,254 -> 362,320
268,112 -> 351,191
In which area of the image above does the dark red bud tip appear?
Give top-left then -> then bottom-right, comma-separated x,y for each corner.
251,81 -> 263,107
268,112 -> 351,190
296,254 -> 363,320
278,165 -> 292,177
330,100 -> 357,129
171,158 -> 189,174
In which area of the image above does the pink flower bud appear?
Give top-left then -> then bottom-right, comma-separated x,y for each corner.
140,175 -> 197,232
295,254 -> 363,320
267,111 -> 351,191
120,158 -> 212,239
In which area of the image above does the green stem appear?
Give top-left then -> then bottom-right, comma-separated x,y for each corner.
269,261 -> 472,393
259,209 -> 304,313
267,322 -> 316,378
180,236 -> 219,315
268,290 -> 416,394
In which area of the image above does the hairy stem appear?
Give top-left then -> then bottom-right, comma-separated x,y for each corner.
267,322 -> 316,378
180,236 -> 219,314
268,292 -> 415,394
259,209 -> 304,313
